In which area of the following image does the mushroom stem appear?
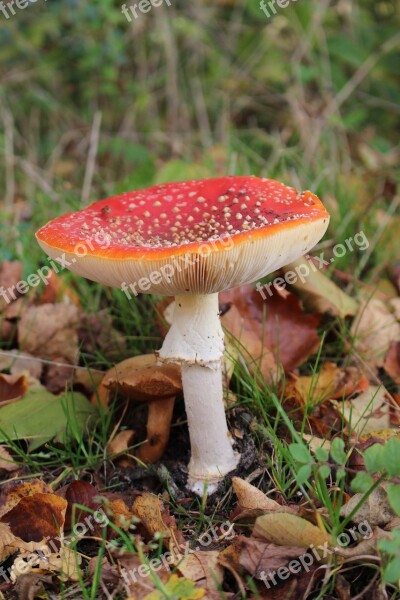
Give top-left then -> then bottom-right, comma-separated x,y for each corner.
158,293 -> 239,494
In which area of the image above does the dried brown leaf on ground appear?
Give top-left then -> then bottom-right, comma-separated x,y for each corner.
0,350 -> 43,379
78,310 -> 126,360
253,513 -> 331,549
232,477 -> 281,511
340,486 -> 396,527
0,372 -> 29,405
11,546 -> 82,582
132,492 -> 185,552
18,303 -> 80,365
0,493 -> 67,545
284,363 -> 369,408
178,550 -> 224,592
237,536 -> 305,580
0,479 -> 54,518
281,257 -> 359,317
351,298 -> 400,370
57,480 -> 99,531
332,385 -> 391,436
118,552 -> 171,599
38,270 -> 80,306
384,341 -> 400,384
0,446 -> 19,473
220,284 -> 322,373
0,261 -> 23,311
12,573 -> 53,600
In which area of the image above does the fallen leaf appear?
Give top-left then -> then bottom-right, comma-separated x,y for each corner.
0,350 -> 43,380
178,550 -> 223,592
38,270 -> 80,306
12,573 -> 52,600
0,493 -> 67,546
237,536 -> 305,580
253,513 -> 331,549
0,388 -> 98,450
219,284 -> 322,373
11,546 -> 82,582
384,341 -> 400,384
78,310 -> 126,360
332,386 -> 390,437
281,258 -> 359,317
0,479 -> 54,518
0,446 -> 19,472
0,261 -> 23,311
57,480 -> 99,531
340,486 -> 395,527
143,574 -> 205,600
0,373 -> 29,406
351,299 -> 400,370
232,477 -> 281,511
18,303 -> 80,365
132,493 -> 185,553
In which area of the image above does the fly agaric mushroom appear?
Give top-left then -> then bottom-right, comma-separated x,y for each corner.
36,176 -> 330,494
102,354 -> 181,463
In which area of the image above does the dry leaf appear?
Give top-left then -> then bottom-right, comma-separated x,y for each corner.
1,493 -> 67,545
351,299 -> 400,369
0,479 -> 54,518
282,257 -> 359,317
18,303 -> 80,365
232,477 -> 281,511
0,446 -> 19,472
220,284 -> 322,373
253,513 -> 331,549
340,486 -> 395,527
132,493 -> 185,554
0,373 -> 29,405
332,386 -> 390,436
0,261 -> 23,311
0,350 -> 43,380
178,550 -> 223,592
237,536 -> 305,580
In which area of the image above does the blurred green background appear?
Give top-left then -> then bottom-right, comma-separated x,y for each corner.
1,0 -> 399,273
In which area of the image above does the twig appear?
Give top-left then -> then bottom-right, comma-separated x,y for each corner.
81,111 -> 102,206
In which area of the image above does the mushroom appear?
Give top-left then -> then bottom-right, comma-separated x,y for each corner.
36,175 -> 330,494
102,354 -> 181,463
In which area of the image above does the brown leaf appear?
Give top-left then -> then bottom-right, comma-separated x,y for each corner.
253,513 -> 331,549
220,284 -> 321,373
38,270 -> 80,306
118,552 -> 170,599
18,303 -> 80,364
237,536 -> 305,580
0,350 -> 43,380
0,261 -> 23,311
0,372 -> 29,405
57,480 -> 99,531
0,446 -> 19,472
340,486 -> 395,527
1,493 -> 67,544
351,298 -> 400,370
78,310 -> 126,360
384,341 -> 400,384
132,492 -> 185,552
332,385 -> 391,436
232,477 -> 281,511
0,479 -> 54,518
178,550 -> 223,592
13,573 -> 52,600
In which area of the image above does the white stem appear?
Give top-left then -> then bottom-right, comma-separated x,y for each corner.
158,293 -> 239,494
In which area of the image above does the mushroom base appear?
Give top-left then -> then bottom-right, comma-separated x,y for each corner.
182,362 -> 239,495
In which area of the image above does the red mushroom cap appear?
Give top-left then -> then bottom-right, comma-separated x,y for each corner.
36,176 -> 329,295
